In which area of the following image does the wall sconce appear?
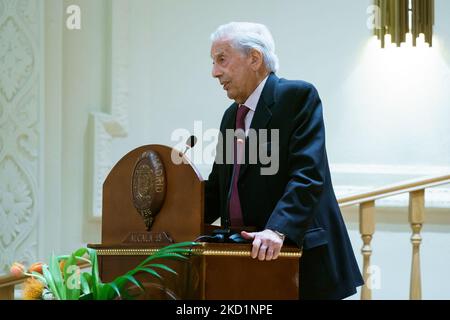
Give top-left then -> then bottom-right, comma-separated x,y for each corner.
374,0 -> 434,48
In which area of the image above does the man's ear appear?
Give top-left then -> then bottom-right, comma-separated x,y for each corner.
249,49 -> 264,71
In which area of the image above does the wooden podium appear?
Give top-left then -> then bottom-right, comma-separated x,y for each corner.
88,145 -> 301,299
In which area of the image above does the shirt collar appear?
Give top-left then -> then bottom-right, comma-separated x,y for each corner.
241,75 -> 269,112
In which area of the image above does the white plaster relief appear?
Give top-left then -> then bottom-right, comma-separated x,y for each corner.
0,0 -> 40,273
0,17 -> 34,102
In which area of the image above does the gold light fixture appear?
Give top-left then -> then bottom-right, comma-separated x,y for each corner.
374,0 -> 434,48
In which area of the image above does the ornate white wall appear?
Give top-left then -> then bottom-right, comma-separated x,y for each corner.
0,0 -> 125,271
0,0 -> 42,273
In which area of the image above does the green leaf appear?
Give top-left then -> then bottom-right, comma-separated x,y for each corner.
63,263 -> 77,299
134,267 -> 163,281
42,264 -> 61,300
81,272 -> 92,286
80,273 -> 91,295
39,243 -> 199,300
49,253 -> 66,299
138,251 -> 187,268
80,280 -> 90,296
86,248 -> 101,299
30,271 -> 47,285
116,275 -> 145,292
107,282 -> 122,300
63,249 -> 85,300
154,252 -> 190,261
144,263 -> 177,275
75,256 -> 91,264
79,292 -> 93,300
95,282 -> 109,300
135,242 -> 198,268
72,247 -> 88,257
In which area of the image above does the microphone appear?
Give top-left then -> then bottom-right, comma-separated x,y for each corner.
179,135 -> 197,157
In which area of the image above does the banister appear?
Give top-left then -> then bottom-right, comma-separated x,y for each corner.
338,174 -> 450,207
0,273 -> 27,289
337,174 -> 450,300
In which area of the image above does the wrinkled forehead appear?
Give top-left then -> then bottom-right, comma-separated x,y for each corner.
210,39 -> 235,59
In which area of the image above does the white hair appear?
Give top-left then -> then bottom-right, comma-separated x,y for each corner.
211,22 -> 279,73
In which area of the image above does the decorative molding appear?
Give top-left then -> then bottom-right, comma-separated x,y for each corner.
0,1 -> 5,19
0,17 -> 34,102
94,247 -> 302,259
16,89 -> 39,162
16,0 -> 39,37
0,0 -> 40,273
0,158 -> 33,245
89,1 -> 129,218
89,112 -> 127,218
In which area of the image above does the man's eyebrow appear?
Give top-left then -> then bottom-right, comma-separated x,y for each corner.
211,51 -> 225,59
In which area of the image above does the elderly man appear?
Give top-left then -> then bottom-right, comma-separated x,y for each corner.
204,22 -> 363,300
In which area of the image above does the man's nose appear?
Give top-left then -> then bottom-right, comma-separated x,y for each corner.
212,64 -> 222,78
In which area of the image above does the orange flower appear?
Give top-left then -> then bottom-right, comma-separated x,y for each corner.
28,262 -> 43,274
23,278 -> 44,300
10,262 -> 25,277
59,260 -> 66,272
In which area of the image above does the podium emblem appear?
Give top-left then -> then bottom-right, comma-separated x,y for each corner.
131,150 -> 166,230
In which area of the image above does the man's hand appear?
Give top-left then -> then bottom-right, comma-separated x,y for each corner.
241,229 -> 284,261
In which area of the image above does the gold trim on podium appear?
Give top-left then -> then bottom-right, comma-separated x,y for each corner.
94,247 -> 302,258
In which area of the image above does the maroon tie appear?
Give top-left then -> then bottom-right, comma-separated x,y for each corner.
229,105 -> 250,227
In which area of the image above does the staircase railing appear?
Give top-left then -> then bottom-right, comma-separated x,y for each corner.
338,174 -> 450,300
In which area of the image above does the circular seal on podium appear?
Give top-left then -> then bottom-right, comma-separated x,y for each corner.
131,150 -> 166,231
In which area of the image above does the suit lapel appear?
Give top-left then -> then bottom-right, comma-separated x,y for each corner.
239,73 -> 278,179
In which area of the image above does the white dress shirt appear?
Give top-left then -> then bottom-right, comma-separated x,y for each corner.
239,75 -> 269,136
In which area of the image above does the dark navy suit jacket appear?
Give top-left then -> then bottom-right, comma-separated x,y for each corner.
205,73 -> 364,299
